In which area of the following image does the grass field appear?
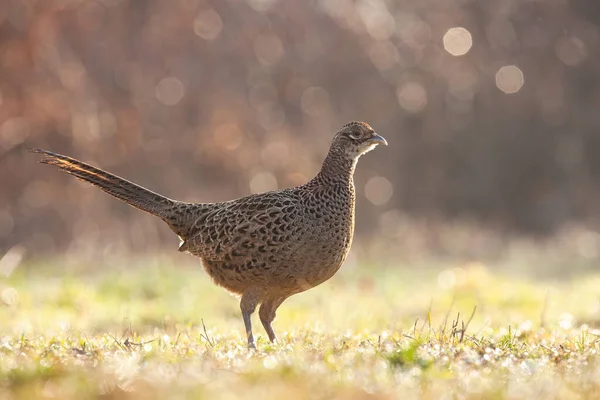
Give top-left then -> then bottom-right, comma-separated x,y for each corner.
1,250 -> 600,399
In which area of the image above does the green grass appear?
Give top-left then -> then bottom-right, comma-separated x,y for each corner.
1,254 -> 600,399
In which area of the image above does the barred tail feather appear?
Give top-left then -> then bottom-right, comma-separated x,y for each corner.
31,149 -> 175,218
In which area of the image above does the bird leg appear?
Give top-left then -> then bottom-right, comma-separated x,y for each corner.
259,296 -> 286,343
240,291 -> 260,348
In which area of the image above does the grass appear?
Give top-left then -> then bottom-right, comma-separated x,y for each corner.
1,253 -> 600,399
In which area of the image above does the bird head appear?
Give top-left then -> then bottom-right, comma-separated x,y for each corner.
332,121 -> 387,160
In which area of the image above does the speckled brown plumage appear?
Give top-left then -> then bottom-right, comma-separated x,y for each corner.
32,121 -> 387,347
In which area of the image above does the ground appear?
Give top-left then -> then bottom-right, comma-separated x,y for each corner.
1,252 -> 600,399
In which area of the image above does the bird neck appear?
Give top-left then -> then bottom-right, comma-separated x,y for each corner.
316,146 -> 357,185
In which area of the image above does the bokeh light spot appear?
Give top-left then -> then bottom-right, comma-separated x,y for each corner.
443,27 -> 472,56
193,9 -> 223,41
437,269 -> 456,290
360,9 -> 395,41
1,287 -> 18,306
397,82 -> 427,113
559,313 -> 574,330
365,176 -> 393,206
214,123 -> 244,151
263,355 -> 278,369
155,77 -> 185,106
250,171 -> 278,193
495,65 -> 524,94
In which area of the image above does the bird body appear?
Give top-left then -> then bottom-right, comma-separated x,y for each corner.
32,121 -> 387,347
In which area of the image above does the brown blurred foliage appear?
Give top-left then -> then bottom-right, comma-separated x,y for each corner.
1,0 -> 600,256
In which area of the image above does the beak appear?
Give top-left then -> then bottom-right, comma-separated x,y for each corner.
369,133 -> 388,146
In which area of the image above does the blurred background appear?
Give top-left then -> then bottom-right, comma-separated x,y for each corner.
1,0 -> 600,271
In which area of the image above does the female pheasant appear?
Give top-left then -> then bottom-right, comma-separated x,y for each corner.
32,121 -> 387,347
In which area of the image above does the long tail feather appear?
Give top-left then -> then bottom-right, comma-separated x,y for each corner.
30,149 -> 176,218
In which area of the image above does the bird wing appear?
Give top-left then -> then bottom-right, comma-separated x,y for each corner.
179,191 -> 300,262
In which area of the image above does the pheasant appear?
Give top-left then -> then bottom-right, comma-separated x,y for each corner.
32,121 -> 387,347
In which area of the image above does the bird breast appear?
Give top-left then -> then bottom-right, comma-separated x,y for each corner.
290,181 -> 356,286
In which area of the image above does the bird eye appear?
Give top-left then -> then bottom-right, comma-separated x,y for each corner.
348,132 -> 361,140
